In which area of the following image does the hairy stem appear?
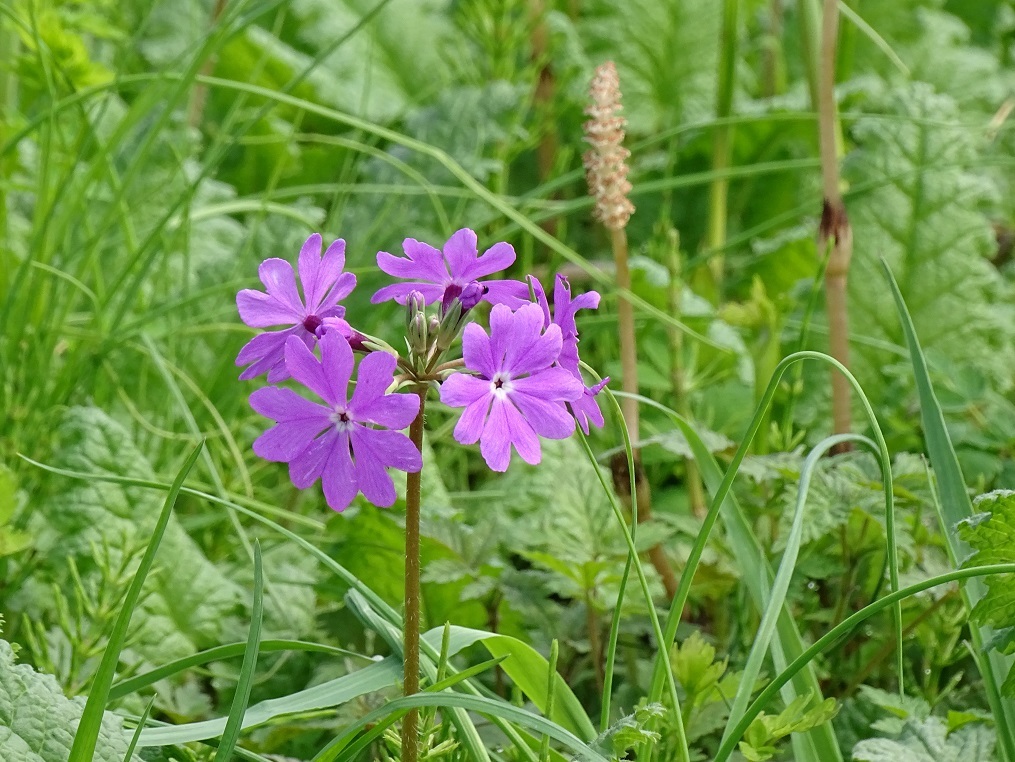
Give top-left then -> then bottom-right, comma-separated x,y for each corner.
401,385 -> 427,762
818,0 -> 853,445
611,227 -> 679,598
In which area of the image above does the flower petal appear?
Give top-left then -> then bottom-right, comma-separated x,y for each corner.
253,418 -> 330,462
237,289 -> 301,328
463,240 -> 516,280
440,372 -> 490,407
284,335 -> 335,404
569,391 -> 605,435
460,323 -> 496,378
319,330 -> 355,406
351,353 -> 420,429
503,305 -> 562,375
508,390 -> 576,440
237,327 -> 300,380
250,386 -> 332,422
482,279 -> 532,310
258,258 -> 305,316
453,394 -> 493,445
443,228 -> 479,279
320,432 -> 358,511
528,275 -> 551,327
297,234 -> 324,307
350,427 -> 422,507
316,271 -> 356,314
370,282 -> 445,305
511,367 -> 584,402
487,303 -> 516,371
377,238 -> 450,283
348,351 -> 397,409
480,395 -> 540,471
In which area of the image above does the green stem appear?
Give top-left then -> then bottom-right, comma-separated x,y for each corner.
704,0 -> 740,303
402,385 -> 427,762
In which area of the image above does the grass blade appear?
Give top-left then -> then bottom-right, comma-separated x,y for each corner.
215,540 -> 265,762
123,696 -> 156,762
720,433 -> 877,748
883,259 -> 1015,762
68,440 -> 203,762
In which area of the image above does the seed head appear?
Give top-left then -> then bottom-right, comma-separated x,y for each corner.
583,61 -> 635,231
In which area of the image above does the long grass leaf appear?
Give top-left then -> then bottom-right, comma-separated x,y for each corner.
68,441 -> 203,762
215,541 -> 265,762
883,259 -> 1015,762
714,562 -> 1015,761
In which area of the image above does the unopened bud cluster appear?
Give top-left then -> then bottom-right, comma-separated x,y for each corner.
583,61 -> 635,231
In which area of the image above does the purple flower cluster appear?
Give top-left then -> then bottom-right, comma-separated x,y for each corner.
238,228 -> 606,511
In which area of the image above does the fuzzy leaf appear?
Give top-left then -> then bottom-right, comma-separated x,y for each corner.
26,407 -> 242,663
0,637 -> 141,761
851,715 -> 995,762
844,84 -> 1015,389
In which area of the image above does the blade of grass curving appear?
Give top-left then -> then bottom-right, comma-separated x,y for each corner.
575,427 -> 689,762
123,696 -> 156,762
883,259 -> 1015,762
714,562 -> 1015,762
719,433 -> 878,751
320,693 -> 610,762
314,656 -> 508,762
215,540 -> 264,762
68,441 -> 203,762
597,377 -> 639,733
110,640 -> 368,701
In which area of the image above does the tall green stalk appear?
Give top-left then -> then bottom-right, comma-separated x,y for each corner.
401,386 -> 428,762
704,0 -> 739,303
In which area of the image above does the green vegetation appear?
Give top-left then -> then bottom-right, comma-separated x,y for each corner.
3,0 -> 1015,760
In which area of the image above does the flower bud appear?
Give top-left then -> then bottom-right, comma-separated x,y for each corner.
459,281 -> 487,312
408,312 -> 429,356
405,290 -> 427,332
435,299 -> 463,352
428,315 -> 441,335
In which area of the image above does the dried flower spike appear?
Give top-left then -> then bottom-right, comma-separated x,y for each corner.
583,61 -> 635,231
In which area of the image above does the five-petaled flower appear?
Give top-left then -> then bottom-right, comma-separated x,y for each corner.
440,303 -> 584,472
236,234 -> 356,382
371,228 -> 529,310
250,332 -> 422,512
530,274 -> 609,434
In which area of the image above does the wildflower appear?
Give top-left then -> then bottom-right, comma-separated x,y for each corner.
250,332 -> 422,512
440,303 -> 583,472
371,228 -> 528,310
236,234 -> 356,381
530,274 -> 609,434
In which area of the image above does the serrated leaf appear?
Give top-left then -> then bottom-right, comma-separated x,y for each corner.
845,85 -> 1015,389
0,638 -> 141,761
852,716 -> 995,762
27,407 -> 242,664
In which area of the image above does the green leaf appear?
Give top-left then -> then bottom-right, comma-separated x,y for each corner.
0,637 -> 141,761
29,408 -> 242,663
852,716 -> 995,762
847,85 -> 1014,390
69,441 -> 202,762
739,695 -> 838,762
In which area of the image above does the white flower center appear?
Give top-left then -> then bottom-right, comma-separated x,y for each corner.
490,372 -> 513,399
330,408 -> 354,431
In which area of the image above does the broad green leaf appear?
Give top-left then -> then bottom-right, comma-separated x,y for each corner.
847,86 -> 1014,390
26,408 -> 242,664
0,636 -> 141,762
852,716 -> 995,762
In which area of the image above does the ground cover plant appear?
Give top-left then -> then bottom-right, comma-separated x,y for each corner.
3,0 -> 1015,760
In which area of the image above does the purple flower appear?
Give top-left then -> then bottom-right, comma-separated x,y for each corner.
371,228 -> 529,310
440,303 -> 584,472
250,332 -> 422,512
236,234 -> 356,382
530,274 -> 608,434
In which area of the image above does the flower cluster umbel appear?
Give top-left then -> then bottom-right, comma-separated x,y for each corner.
237,229 -> 607,511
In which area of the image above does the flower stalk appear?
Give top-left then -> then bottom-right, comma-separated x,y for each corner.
401,384 -> 427,762
585,62 -> 679,599
818,0 -> 853,446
